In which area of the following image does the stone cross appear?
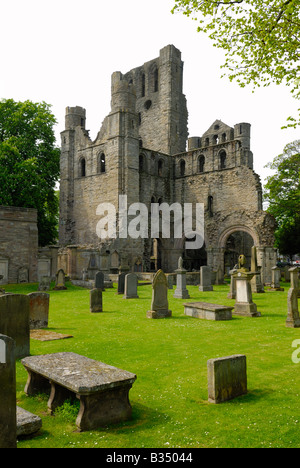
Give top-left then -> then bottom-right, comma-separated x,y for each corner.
147,270 -> 172,319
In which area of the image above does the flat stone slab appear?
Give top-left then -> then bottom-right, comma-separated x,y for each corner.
30,330 -> 73,341
184,302 -> 233,321
22,352 -> 137,431
17,406 -> 42,437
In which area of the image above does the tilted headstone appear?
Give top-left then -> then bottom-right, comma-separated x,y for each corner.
199,266 -> 213,292
53,269 -> 67,290
95,271 -> 105,290
286,267 -> 300,328
0,334 -> 16,448
28,292 -> 50,329
174,257 -> 190,299
147,269 -> 172,319
124,273 -> 139,299
0,294 -> 30,358
90,289 -> 103,313
207,355 -> 247,404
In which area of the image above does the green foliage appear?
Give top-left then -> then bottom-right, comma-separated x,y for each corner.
0,99 -> 60,246
172,0 -> 300,128
264,140 -> 300,256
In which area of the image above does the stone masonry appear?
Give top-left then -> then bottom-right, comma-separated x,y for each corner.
58,44 -> 276,280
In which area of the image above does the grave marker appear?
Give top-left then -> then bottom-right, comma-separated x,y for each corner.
0,334 -> 16,448
124,273 -> 139,299
147,270 -> 172,319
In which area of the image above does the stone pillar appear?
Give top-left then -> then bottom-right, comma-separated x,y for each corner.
233,271 -> 261,317
173,258 -> 190,299
286,267 -> 300,328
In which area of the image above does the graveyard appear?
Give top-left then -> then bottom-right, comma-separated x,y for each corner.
2,275 -> 300,449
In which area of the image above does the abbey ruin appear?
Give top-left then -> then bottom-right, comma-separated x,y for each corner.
58,45 -> 276,284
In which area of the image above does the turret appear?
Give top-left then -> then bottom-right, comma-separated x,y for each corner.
65,106 -> 86,130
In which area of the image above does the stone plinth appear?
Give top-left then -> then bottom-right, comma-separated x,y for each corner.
233,272 -> 261,317
173,268 -> 190,299
184,302 -> 233,321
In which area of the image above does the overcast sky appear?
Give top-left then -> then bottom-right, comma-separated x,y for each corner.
1,0 -> 299,184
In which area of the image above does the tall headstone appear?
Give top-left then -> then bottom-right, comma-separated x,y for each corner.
90,289 -> 103,313
286,267 -> 300,328
53,269 -> 67,291
124,273 -> 139,299
95,271 -> 105,290
28,292 -> 50,329
199,266 -> 213,292
0,334 -> 16,448
0,295 -> 30,358
117,272 -> 126,295
147,270 -> 172,319
174,257 -> 190,299
250,246 -> 265,293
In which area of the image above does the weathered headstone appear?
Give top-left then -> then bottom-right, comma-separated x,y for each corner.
124,273 -> 139,299
286,267 -> 300,328
95,271 -> 105,290
207,354 -> 247,404
269,266 -> 284,291
90,289 -> 103,313
250,246 -> 265,293
0,294 -> 30,358
28,292 -> 50,329
147,269 -> 172,319
174,257 -> 190,299
0,334 -> 16,448
215,265 -> 225,285
199,266 -> 213,292
18,267 -> 29,284
117,272 -> 126,295
53,269 -> 67,290
38,276 -> 51,291
167,275 -> 173,289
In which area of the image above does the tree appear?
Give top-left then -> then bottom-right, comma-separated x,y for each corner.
172,0 -> 300,128
0,99 -> 60,246
264,140 -> 300,257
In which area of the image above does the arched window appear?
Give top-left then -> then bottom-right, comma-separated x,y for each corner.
180,160 -> 186,177
98,153 -> 106,173
219,150 -> 226,169
158,159 -> 164,177
198,155 -> 205,173
154,67 -> 159,92
80,158 -> 86,177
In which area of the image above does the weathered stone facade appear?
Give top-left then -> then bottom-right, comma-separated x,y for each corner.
0,206 -> 38,284
58,44 -> 276,282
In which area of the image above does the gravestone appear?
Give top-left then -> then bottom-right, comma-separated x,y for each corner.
167,275 -> 173,290
207,355 -> 247,404
174,257 -> 190,299
38,276 -> 51,291
215,266 -> 225,285
90,289 -> 103,313
0,334 -> 16,448
250,246 -> 265,293
0,294 -> 30,358
28,292 -> 50,329
286,267 -> 300,328
269,266 -> 284,291
53,269 -> 67,290
147,269 -> 172,319
199,266 -> 213,292
95,271 -> 105,290
227,266 -> 238,299
233,270 -> 261,317
124,273 -> 139,299
18,267 -> 29,284
117,272 -> 126,295
82,268 -> 88,281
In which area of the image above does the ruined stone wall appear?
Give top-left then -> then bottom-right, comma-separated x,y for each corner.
0,206 -> 38,284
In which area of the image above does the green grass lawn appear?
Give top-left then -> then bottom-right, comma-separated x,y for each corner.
5,280 -> 300,448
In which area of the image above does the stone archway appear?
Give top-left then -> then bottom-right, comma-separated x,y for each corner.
218,226 -> 258,273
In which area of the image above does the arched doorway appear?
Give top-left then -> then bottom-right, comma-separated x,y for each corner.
224,231 -> 254,271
